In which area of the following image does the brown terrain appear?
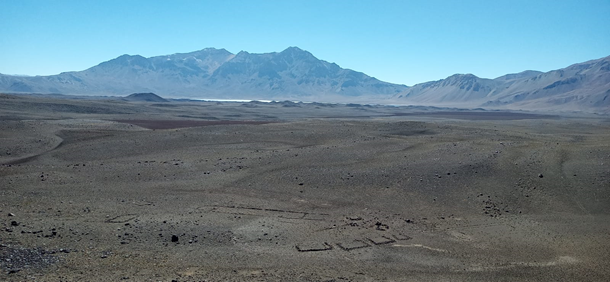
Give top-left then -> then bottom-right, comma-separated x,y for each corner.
0,93 -> 609,281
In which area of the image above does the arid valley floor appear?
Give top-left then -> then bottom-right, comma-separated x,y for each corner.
1,94 -> 609,281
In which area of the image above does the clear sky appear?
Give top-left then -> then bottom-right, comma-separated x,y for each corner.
1,0 -> 608,86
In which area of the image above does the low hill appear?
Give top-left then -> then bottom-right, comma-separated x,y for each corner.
123,93 -> 168,102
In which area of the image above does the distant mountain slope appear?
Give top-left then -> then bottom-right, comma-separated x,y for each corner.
207,47 -> 403,97
0,47 -> 407,100
494,70 -> 543,81
395,56 -> 610,112
395,74 -> 504,104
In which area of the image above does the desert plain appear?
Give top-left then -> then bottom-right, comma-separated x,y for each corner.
0,93 -> 609,281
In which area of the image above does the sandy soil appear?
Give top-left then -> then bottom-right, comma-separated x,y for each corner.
1,94 -> 609,281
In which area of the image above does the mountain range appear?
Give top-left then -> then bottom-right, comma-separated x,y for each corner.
394,56 -> 610,112
0,47 -> 406,101
0,47 -> 608,112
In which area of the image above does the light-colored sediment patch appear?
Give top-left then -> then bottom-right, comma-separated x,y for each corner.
467,256 -> 579,272
447,230 -> 474,242
392,244 -> 448,253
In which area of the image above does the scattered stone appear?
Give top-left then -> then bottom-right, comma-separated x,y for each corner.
375,222 -> 389,231
10,221 -> 19,227
0,245 -> 60,273
538,173 -> 544,178
8,213 -> 15,217
171,235 -> 179,242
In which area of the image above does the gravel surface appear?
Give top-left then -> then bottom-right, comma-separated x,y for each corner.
1,94 -> 609,281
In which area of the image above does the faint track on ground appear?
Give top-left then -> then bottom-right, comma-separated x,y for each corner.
1,135 -> 63,165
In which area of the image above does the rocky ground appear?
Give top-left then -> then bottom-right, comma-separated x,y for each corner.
0,93 -> 609,281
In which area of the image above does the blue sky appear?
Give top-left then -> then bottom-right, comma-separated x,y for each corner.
1,0 -> 608,86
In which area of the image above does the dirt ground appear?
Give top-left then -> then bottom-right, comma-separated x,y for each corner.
1,94 -> 609,281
